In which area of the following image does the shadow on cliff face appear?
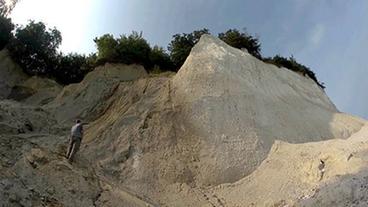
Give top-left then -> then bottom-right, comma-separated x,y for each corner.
304,147 -> 368,207
298,165 -> 368,207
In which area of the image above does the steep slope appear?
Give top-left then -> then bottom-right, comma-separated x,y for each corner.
47,63 -> 148,123
1,35 -> 368,207
0,49 -> 62,104
8,76 -> 63,105
78,35 -> 364,205
0,49 -> 28,99
0,63 -> 155,207
171,35 -> 364,185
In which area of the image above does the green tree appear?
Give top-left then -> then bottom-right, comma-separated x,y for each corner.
149,45 -> 175,71
218,29 -> 261,59
7,21 -> 62,75
94,31 -> 152,69
168,28 -> 210,68
0,14 -> 13,50
116,31 -> 151,68
263,55 -> 293,69
85,52 -> 97,68
93,34 -> 118,64
0,0 -> 17,50
52,53 -> 91,84
263,55 -> 325,89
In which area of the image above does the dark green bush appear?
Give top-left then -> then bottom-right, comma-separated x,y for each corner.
0,15 -> 13,50
93,34 -> 118,64
218,29 -> 261,59
6,20 -> 94,85
94,31 -> 176,73
85,52 -> 97,68
167,28 -> 261,68
94,31 -> 152,69
168,28 -> 210,68
263,55 -> 325,89
51,53 -> 92,84
116,31 -> 151,68
0,0 -> 15,50
149,46 -> 175,71
7,21 -> 62,75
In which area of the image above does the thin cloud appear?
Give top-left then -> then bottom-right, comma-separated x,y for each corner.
310,24 -> 325,47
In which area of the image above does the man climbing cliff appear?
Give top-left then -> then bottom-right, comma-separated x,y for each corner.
66,119 -> 88,162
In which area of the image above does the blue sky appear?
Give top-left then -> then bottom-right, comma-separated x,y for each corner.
10,0 -> 368,118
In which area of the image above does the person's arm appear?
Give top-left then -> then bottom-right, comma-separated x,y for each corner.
70,127 -> 74,140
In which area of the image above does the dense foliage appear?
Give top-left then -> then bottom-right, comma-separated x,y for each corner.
116,31 -> 151,68
263,55 -> 325,89
0,0 -> 16,50
0,15 -> 13,50
0,7 -> 324,88
218,29 -> 261,59
94,34 -> 118,64
94,31 -> 175,72
4,20 -> 94,85
7,21 -> 62,75
149,46 -> 175,71
52,53 -> 93,85
168,28 -> 210,68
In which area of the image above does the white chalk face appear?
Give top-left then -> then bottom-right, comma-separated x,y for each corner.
10,0 -> 94,54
